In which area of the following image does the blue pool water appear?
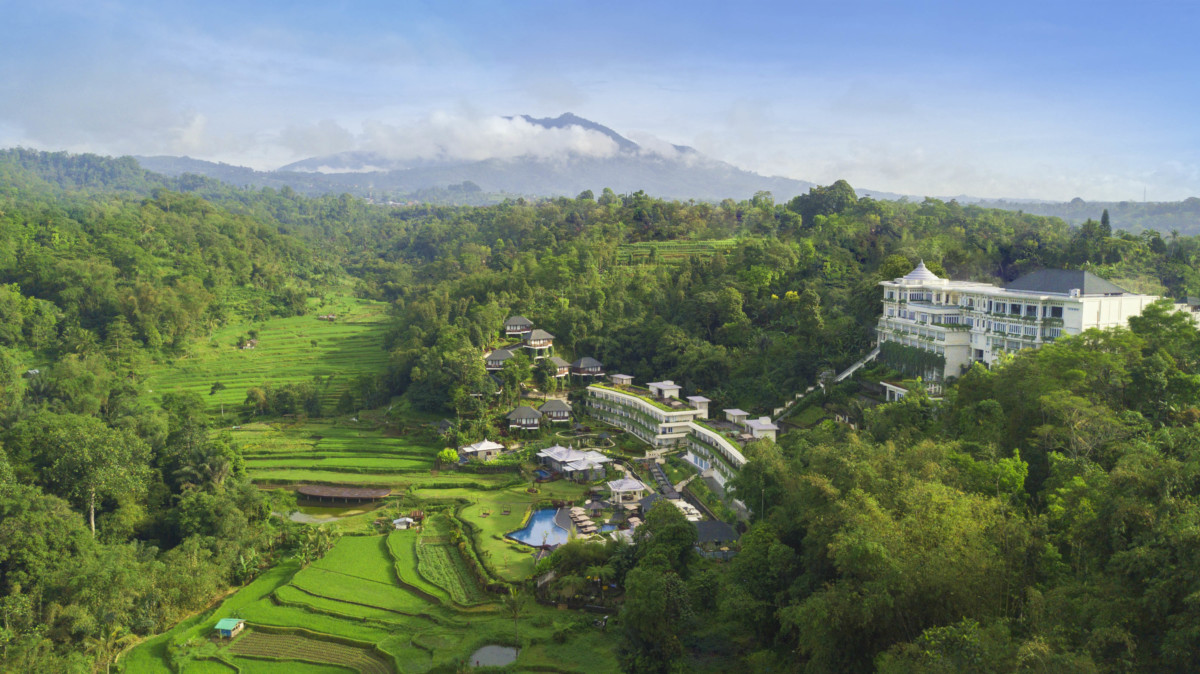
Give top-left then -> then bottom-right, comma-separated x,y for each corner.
534,469 -> 552,479
507,508 -> 570,547
599,524 -> 617,533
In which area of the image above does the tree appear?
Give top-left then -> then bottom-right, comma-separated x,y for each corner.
436,448 -> 460,468
8,413 -> 150,536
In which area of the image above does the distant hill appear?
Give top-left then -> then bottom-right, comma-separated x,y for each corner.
967,197 -> 1200,236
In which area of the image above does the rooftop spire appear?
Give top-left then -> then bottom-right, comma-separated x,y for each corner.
902,260 -> 940,281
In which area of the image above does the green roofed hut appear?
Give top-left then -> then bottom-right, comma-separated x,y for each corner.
214,618 -> 245,639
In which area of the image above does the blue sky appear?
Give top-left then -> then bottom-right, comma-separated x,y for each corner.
1,0 -> 1197,200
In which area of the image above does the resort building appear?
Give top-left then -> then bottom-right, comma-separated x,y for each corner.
458,439 -> 505,462
744,416 -> 780,441
586,381 -> 705,447
504,315 -> 533,337
607,477 -> 650,503
548,356 -> 571,377
878,262 -> 1163,381
584,377 -> 747,485
507,406 -> 542,430
536,444 -> 610,480
524,329 -> 555,358
570,356 -> 605,377
538,398 -> 572,423
485,348 -> 515,371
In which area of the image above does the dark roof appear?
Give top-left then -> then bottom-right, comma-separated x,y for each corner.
488,348 -> 514,360
539,399 -> 572,412
572,356 -> 603,368
507,406 -> 543,420
296,485 -> 391,499
1005,269 -> 1130,296
505,315 -> 532,327
549,356 -> 571,367
639,493 -> 665,510
527,329 -> 555,340
693,520 -> 739,544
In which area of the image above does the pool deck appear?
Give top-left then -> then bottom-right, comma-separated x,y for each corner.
554,507 -> 574,531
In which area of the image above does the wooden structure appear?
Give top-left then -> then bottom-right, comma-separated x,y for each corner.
296,485 -> 391,504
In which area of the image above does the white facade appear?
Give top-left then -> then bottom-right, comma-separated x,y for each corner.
878,262 -> 1161,381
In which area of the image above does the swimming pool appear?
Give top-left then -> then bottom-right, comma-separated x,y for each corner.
507,508 -> 570,547
599,524 -> 617,533
533,469 -> 552,479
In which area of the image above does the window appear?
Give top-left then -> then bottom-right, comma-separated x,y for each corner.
1050,306 -> 1063,319
1009,304 -> 1021,316
1044,327 -> 1062,340
1026,305 -> 1038,317
1024,326 -> 1037,336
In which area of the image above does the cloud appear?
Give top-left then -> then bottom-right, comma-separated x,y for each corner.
356,112 -> 621,164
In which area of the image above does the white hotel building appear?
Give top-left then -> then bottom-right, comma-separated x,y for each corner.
878,262 -> 1161,381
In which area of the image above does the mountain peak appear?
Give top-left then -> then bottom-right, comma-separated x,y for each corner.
513,113 -> 640,153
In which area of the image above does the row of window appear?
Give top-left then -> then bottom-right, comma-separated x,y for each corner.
885,290 -> 1066,319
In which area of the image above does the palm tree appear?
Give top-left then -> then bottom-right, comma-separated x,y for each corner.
85,624 -> 138,673
173,444 -> 232,493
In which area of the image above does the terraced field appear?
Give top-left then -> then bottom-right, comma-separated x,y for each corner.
230,630 -> 390,674
147,295 -> 391,415
228,420 -> 437,486
122,534 -> 621,674
415,541 -> 486,606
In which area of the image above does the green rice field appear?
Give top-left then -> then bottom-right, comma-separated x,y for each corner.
120,534 -> 620,674
147,295 -> 391,415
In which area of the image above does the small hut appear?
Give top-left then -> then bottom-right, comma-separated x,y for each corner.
214,618 -> 245,639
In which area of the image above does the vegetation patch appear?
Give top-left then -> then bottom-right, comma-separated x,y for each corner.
228,629 -> 392,674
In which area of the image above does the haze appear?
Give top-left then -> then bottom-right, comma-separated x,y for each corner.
2,0 -> 1198,201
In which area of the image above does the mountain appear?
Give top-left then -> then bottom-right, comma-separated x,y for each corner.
141,113 -> 817,203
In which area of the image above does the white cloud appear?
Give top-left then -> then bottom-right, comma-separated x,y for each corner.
356,112 -> 621,163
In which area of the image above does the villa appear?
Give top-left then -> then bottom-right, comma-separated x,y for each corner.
485,348 -> 515,371
507,406 -> 542,430
537,444 -> 611,480
878,262 -> 1163,381
538,398 -> 572,422
549,355 -> 571,377
504,315 -> 533,337
570,356 -> 605,377
524,329 -> 555,358
458,439 -> 505,462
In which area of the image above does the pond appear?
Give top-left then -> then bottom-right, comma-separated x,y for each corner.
470,645 -> 519,667
507,508 -> 570,547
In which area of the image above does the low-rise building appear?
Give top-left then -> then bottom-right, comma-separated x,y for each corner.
458,439 -> 505,462
504,315 -> 533,337
538,398 -> 572,422
524,329 -> 555,358
537,444 -> 610,480
548,356 -> 571,377
744,416 -> 779,441
507,406 -> 542,430
485,348 -> 515,371
570,356 -> 604,377
608,477 -> 650,503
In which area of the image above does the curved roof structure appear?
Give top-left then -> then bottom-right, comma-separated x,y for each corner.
902,261 -> 941,281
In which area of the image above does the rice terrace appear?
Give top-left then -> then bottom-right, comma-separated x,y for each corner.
120,291 -> 624,673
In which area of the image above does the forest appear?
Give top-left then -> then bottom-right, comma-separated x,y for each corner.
4,149 -> 1200,672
